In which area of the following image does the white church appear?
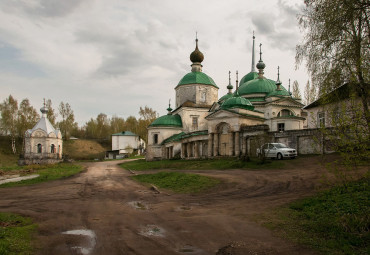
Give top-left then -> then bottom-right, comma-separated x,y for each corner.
19,103 -> 63,165
146,35 -> 306,161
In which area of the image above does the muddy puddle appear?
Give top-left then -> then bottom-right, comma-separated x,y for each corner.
62,229 -> 96,255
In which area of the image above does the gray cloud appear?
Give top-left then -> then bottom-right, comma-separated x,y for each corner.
251,12 -> 276,35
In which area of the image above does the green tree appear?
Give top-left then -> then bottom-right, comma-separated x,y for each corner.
17,99 -> 39,152
96,113 -> 110,139
137,106 -> 158,143
296,0 -> 370,127
0,95 -> 19,153
84,118 -> 98,139
45,99 -> 57,126
292,80 -> 302,99
125,116 -> 138,134
110,115 -> 125,134
58,102 -> 76,140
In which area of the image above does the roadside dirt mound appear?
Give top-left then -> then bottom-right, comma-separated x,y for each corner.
63,139 -> 107,160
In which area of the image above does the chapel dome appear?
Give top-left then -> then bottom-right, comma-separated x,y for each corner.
176,72 -> 218,88
149,114 -> 183,127
266,88 -> 291,98
221,93 -> 255,111
239,71 -> 258,86
190,39 -> 204,63
238,78 -> 288,96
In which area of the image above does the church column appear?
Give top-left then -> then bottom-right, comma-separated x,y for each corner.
208,133 -> 213,157
235,132 -> 240,157
181,143 -> 185,159
194,141 -> 199,158
229,132 -> 234,156
242,136 -> 247,156
213,133 -> 219,156
187,143 -> 191,158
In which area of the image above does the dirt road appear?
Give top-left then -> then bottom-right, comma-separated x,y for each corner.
0,158 -> 325,255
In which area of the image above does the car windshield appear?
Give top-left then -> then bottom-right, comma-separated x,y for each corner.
274,143 -> 288,148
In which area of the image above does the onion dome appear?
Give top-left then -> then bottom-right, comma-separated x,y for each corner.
219,71 -> 234,103
176,72 -> 218,88
265,67 -> 290,98
190,38 -> 204,63
256,43 -> 266,77
167,100 -> 173,113
221,91 -> 255,111
238,78 -> 276,95
239,71 -> 258,85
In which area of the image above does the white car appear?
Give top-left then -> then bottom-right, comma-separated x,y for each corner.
256,143 -> 297,160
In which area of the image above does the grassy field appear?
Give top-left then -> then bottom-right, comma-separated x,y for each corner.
63,139 -> 109,160
0,163 -> 84,188
0,212 -> 36,255
132,172 -> 220,193
259,177 -> 370,255
120,157 -> 285,171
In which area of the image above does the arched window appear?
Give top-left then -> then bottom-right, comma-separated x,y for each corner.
153,134 -> 158,144
51,144 -> 55,153
37,144 -> 42,153
277,109 -> 293,117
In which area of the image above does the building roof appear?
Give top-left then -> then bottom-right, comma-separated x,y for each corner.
26,107 -> 60,137
239,71 -> 258,86
238,77 -> 289,96
221,93 -> 255,111
218,92 -> 233,103
149,114 -> 183,127
266,89 -> 290,98
112,131 -> 138,136
303,83 -> 355,109
176,71 -> 218,88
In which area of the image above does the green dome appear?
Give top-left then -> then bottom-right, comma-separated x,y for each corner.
221,94 -> 255,111
149,114 -> 183,127
218,93 -> 233,102
266,89 -> 290,98
239,72 -> 258,85
238,78 -> 288,96
177,71 -> 218,88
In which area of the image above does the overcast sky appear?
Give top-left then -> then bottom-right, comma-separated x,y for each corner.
0,0 -> 309,125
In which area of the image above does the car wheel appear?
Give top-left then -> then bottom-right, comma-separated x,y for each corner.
277,153 -> 283,160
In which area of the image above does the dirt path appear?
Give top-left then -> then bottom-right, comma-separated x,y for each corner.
0,158 -> 326,255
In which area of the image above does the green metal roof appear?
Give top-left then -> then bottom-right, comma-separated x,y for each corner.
248,97 -> 265,102
221,94 -> 255,111
161,130 -> 209,144
238,78 -> 289,96
161,132 -> 185,144
112,131 -> 137,136
176,71 -> 218,88
239,72 -> 258,85
218,92 -> 233,102
266,89 -> 290,98
149,114 -> 183,127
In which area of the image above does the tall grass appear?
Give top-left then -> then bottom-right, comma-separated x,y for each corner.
261,178 -> 370,255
